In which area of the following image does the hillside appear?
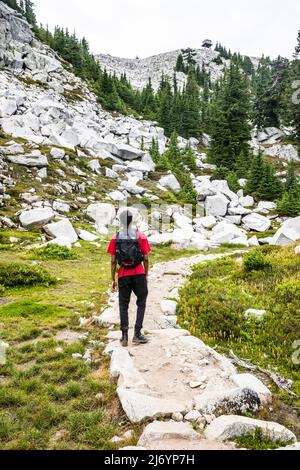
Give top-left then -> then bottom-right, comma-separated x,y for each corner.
0,0 -> 300,451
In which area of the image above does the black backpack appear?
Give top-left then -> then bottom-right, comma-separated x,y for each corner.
115,230 -> 144,270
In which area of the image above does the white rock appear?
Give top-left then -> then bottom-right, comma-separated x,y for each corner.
44,219 -> 78,244
19,208 -> 55,228
7,151 -> 48,167
116,143 -> 145,160
264,144 -> 298,162
138,420 -> 200,447
231,373 -> 271,403
184,410 -> 202,423
50,147 -> 65,160
244,309 -> 267,320
87,203 -> 116,228
121,178 -> 146,195
48,237 -> 72,249
160,300 -> 177,316
77,229 -> 99,242
87,159 -> 101,174
255,201 -> 276,214
197,215 -> 216,229
126,160 -> 151,173
239,196 -> 254,207
106,168 -> 119,179
238,179 -> 247,188
271,216 -> 300,246
248,235 -> 260,247
204,415 -> 296,443
172,412 -> 184,422
53,201 -> 70,213
205,194 -> 229,217
108,190 -> 126,202
295,245 -> 300,255
159,173 -> 181,193
242,213 -> 271,232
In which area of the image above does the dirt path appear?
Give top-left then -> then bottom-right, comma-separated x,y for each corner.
101,250 -> 274,450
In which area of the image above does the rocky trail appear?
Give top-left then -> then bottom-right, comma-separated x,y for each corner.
99,251 -> 298,450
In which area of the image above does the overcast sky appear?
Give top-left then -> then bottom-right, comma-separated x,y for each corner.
35,0 -> 299,59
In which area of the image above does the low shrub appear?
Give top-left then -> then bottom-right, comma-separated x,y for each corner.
243,249 -> 272,272
30,244 -> 78,261
275,279 -> 300,305
235,428 -> 294,450
0,263 -> 57,287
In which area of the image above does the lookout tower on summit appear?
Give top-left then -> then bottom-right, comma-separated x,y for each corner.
202,39 -> 213,48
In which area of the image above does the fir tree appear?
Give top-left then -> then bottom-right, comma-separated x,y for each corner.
209,63 -> 251,170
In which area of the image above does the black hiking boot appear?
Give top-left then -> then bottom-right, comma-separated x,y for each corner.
120,331 -> 128,347
132,331 -> 149,345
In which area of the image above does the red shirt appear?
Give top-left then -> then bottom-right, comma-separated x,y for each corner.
107,231 -> 151,279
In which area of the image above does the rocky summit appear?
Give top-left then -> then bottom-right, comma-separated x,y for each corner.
96,47 -> 225,91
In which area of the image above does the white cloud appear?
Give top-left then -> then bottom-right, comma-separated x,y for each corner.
34,0 -> 299,59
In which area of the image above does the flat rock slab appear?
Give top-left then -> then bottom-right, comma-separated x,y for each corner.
204,415 -> 297,444
138,420 -> 235,450
55,330 -> 87,344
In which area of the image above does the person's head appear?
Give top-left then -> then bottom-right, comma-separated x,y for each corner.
119,209 -> 133,229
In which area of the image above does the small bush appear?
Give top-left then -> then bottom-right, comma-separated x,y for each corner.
0,263 -> 57,287
0,285 -> 6,296
235,428 -> 293,450
243,249 -> 272,272
30,244 -> 78,261
275,279 -> 300,304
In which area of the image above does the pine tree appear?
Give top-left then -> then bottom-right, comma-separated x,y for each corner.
246,152 -> 265,195
181,70 -> 201,138
164,131 -> 181,169
282,31 -> 300,151
277,188 -> 300,217
175,53 -> 185,73
149,138 -> 160,163
285,161 -> 299,190
158,76 -> 173,136
2,0 -> 20,11
181,144 -> 197,171
209,63 -> 251,170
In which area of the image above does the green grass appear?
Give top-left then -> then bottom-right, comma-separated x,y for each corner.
178,245 -> 300,438
0,238 -> 212,449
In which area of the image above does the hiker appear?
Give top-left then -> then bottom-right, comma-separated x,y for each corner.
107,209 -> 151,347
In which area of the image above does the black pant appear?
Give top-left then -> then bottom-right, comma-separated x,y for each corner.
118,275 -> 148,333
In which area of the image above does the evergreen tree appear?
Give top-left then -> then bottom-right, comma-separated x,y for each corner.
209,63 -> 251,170
181,144 -> 197,171
245,152 -> 265,195
282,31 -> 300,151
181,70 -> 201,138
1,0 -> 20,11
164,131 -> 181,168
158,76 -> 173,136
277,188 -> 300,217
175,53 -> 186,73
149,138 -> 160,163
285,161 -> 299,190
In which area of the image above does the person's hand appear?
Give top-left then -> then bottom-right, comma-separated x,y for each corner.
112,280 -> 117,292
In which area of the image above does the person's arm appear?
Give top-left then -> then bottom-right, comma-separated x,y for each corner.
111,255 -> 117,291
143,255 -> 149,280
